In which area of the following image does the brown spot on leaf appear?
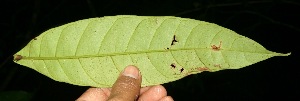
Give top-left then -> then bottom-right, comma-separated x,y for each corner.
196,67 -> 210,71
190,67 -> 210,72
14,55 -> 23,61
33,37 -> 37,40
214,64 -> 221,68
211,41 -> 222,51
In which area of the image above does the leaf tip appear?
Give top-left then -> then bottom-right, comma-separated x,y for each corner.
282,52 -> 291,56
275,52 -> 291,56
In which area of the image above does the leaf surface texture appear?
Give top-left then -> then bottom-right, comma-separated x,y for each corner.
14,15 -> 290,87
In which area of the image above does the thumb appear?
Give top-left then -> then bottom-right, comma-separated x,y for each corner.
108,65 -> 142,101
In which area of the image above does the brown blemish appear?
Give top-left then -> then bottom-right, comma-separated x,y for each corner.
33,37 -> 37,40
214,64 -> 221,68
196,67 -> 210,71
211,41 -> 222,51
13,55 -> 23,61
190,67 -> 210,72
171,35 -> 178,46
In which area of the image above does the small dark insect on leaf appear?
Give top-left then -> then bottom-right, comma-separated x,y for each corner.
171,35 -> 178,45
33,37 -> 37,40
14,55 -> 23,61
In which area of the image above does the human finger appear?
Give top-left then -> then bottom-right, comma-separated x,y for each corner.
158,96 -> 174,101
138,85 -> 168,101
76,88 -> 111,101
107,65 -> 142,101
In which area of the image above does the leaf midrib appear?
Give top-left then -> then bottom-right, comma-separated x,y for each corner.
18,47 -> 279,60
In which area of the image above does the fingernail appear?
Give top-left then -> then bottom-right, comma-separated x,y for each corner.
122,65 -> 139,79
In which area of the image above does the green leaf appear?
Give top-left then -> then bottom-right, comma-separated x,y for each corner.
13,15 -> 290,87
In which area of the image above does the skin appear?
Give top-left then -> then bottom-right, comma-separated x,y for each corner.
76,65 -> 174,101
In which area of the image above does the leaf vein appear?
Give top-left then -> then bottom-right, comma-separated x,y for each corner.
148,17 -> 168,49
193,50 -> 208,68
229,36 -> 241,50
20,47 -> 275,60
74,20 -> 93,55
183,23 -> 201,47
54,24 -> 72,57
57,60 -> 72,83
78,59 -> 101,86
41,60 -> 52,79
97,17 -> 120,54
146,53 -> 169,79
39,30 -> 48,57
125,17 -> 148,52
109,56 -> 121,73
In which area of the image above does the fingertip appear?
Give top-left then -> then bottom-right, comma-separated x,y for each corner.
122,65 -> 141,79
139,85 -> 168,101
159,96 -> 174,101
76,88 -> 110,101
108,65 -> 142,101
152,85 -> 167,96
140,86 -> 151,94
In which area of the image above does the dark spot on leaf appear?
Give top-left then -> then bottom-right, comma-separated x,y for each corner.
14,55 -> 23,61
180,68 -> 184,73
170,63 -> 176,69
171,35 -> 178,45
33,37 -> 37,40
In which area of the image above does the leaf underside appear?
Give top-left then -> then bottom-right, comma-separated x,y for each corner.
13,15 -> 290,87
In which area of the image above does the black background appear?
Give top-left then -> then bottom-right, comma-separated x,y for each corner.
0,0 -> 299,101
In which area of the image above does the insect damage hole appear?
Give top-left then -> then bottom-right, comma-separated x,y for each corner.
211,41 -> 222,51
171,35 -> 178,46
